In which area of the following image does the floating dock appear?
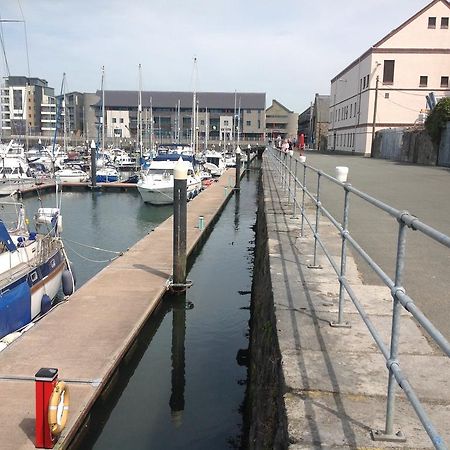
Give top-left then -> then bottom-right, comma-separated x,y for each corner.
0,169 -> 237,450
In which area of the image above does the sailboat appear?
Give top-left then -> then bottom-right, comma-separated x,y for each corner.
0,192 -> 75,346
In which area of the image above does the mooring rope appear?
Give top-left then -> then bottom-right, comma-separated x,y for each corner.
63,237 -> 124,254
64,242 -> 122,263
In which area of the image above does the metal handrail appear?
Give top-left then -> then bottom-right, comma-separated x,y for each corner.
267,147 -> 449,449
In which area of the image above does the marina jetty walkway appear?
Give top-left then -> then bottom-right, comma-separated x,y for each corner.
0,169 -> 237,450
252,152 -> 450,448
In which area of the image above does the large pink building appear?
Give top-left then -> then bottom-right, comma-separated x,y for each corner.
328,0 -> 450,155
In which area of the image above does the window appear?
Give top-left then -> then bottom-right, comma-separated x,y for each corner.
246,109 -> 251,113
366,75 -> 370,88
120,118 -> 124,123
383,60 -> 395,84
258,119 -> 261,128
441,17 -> 448,29
112,118 -> 116,123
200,120 -> 205,125
419,76 -> 428,87
428,17 -> 436,28
385,93 -> 390,99
441,76 -> 449,87
224,120 -> 229,126
246,120 -> 251,126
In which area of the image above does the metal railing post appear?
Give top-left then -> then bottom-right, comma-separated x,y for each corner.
331,183 -> 351,328
372,216 -> 408,442
309,171 -> 322,268
300,164 -> 307,237
292,159 -> 298,218
287,154 -> 292,203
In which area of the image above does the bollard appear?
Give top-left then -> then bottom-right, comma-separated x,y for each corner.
198,215 -> 204,230
35,368 -> 58,449
235,146 -> 241,189
172,158 -> 187,292
90,140 -> 97,188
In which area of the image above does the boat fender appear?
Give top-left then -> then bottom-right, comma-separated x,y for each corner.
62,269 -> 75,296
48,381 -> 70,436
40,294 -> 52,314
57,215 -> 63,233
29,232 -> 37,241
69,263 -> 77,286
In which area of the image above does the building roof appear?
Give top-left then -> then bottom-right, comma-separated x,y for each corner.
331,0 -> 450,83
95,90 -> 266,110
266,99 -> 294,113
373,0 -> 450,48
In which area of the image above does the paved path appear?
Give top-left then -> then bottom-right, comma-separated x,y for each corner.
299,151 -> 450,342
262,152 -> 450,448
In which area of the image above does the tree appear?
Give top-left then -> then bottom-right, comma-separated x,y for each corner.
425,97 -> 450,144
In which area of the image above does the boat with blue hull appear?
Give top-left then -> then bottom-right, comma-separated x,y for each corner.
0,202 -> 74,343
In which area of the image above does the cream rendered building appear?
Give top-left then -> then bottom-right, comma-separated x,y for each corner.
328,0 -> 450,155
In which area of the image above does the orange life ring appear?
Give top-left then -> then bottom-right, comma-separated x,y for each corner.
48,381 -> 70,436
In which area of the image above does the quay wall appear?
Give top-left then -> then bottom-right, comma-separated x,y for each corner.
247,170 -> 288,449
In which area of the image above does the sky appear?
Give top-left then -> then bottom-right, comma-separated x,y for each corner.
0,0 -> 430,113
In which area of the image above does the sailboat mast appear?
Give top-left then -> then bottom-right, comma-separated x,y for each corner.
191,57 -> 197,153
150,96 -> 153,154
205,107 -> 208,151
101,66 -> 105,152
177,99 -> 181,144
233,90 -> 237,151
63,77 -> 67,153
24,80 -> 29,152
138,63 -> 143,159
237,96 -> 241,148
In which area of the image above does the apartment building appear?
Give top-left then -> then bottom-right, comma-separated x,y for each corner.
265,99 -> 298,140
328,0 -> 450,155
1,76 -> 57,138
92,90 -> 266,147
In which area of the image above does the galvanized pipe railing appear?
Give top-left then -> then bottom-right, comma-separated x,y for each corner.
267,147 -> 449,449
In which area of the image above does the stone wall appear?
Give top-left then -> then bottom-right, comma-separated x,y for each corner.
372,127 -> 437,165
246,172 -> 288,449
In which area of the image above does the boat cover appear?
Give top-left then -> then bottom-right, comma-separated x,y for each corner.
0,220 -> 17,252
0,280 -> 31,338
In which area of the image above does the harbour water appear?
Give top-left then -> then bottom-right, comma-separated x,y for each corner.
62,170 -> 257,449
21,189 -> 172,287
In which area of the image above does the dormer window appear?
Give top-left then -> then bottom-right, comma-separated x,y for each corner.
441,17 -> 449,29
428,17 -> 436,28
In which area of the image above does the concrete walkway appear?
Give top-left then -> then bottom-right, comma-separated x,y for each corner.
0,170 -> 236,450
262,153 -> 450,448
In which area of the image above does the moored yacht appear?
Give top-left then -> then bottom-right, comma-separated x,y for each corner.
137,154 -> 202,205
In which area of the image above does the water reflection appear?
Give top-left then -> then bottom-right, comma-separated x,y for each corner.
169,295 -> 187,426
234,191 -> 240,232
78,293 -> 190,449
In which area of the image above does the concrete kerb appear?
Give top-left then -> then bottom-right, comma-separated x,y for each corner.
261,154 -> 450,448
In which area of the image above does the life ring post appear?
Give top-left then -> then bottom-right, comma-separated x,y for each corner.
35,367 -> 58,448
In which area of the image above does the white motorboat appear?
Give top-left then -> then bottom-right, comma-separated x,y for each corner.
0,157 -> 35,196
203,150 -> 226,177
112,149 -> 137,169
55,168 -> 89,183
137,155 -> 202,205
